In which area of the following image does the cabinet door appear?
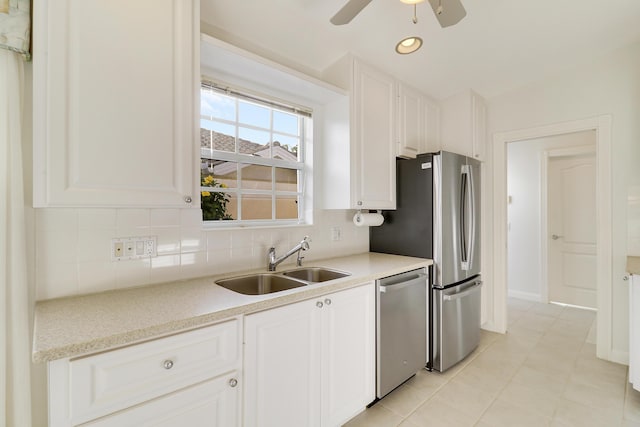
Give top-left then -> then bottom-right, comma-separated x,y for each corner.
83,372 -> 240,427
321,284 -> 376,426
352,60 -> 396,209
471,93 -> 487,161
631,275 -> 640,391
244,299 -> 322,427
397,84 -> 424,159
424,98 -> 441,153
33,0 -> 198,207
68,320 -> 239,424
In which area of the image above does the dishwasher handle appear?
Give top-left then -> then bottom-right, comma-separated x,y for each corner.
379,273 -> 427,293
442,281 -> 483,301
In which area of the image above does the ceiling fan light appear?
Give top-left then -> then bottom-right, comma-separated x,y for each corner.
395,36 -> 423,54
399,0 -> 425,4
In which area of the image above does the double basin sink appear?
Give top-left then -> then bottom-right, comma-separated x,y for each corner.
215,267 -> 350,295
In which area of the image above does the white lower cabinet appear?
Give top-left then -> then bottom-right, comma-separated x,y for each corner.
631,274 -> 640,391
48,319 -> 241,427
244,283 -> 376,427
82,372 -> 239,427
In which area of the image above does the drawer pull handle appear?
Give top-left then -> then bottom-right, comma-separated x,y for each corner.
229,378 -> 238,387
324,298 -> 332,305
163,360 -> 174,370
316,301 -> 323,308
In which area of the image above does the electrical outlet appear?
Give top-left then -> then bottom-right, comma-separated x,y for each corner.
331,226 -> 342,241
112,236 -> 157,261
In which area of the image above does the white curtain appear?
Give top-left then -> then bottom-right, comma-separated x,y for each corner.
0,48 -> 32,427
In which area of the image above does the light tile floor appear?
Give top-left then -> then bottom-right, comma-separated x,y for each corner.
344,298 -> 640,427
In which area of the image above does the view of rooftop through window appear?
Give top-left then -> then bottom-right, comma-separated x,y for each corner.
199,82 -> 308,224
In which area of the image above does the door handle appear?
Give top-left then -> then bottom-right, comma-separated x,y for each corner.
442,281 -> 483,301
551,234 -> 563,240
379,274 -> 427,293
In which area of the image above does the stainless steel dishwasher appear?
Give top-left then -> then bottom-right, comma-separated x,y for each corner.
376,268 -> 428,398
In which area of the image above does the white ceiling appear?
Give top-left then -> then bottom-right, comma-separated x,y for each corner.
201,0 -> 640,100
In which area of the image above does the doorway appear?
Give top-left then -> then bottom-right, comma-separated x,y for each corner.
506,132 -> 597,309
492,116 -> 613,361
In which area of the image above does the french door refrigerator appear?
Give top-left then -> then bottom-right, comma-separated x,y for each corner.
370,151 -> 482,372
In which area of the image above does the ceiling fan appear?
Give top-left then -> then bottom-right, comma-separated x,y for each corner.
330,0 -> 466,28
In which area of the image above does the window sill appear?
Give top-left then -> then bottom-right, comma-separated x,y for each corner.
201,221 -> 313,231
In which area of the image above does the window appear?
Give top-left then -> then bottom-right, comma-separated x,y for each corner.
200,80 -> 310,225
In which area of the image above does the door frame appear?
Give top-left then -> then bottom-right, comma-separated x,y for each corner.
492,115 -> 612,361
541,144 -> 597,305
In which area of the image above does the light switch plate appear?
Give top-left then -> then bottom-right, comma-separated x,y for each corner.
112,236 -> 157,261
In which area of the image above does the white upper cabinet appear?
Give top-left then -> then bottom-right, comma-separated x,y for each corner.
397,82 -> 424,158
396,83 -> 441,158
321,56 -> 397,210
424,97 -> 442,154
440,89 -> 487,161
32,0 -> 199,207
353,60 -> 397,209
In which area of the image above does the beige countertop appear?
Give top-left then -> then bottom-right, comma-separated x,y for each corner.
33,252 -> 431,363
628,256 -> 640,275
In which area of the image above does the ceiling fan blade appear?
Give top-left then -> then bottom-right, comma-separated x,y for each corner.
427,0 -> 466,28
330,0 -> 373,25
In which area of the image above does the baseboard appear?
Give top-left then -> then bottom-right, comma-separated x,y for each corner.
609,349 -> 629,366
481,321 -> 506,334
507,289 -> 542,302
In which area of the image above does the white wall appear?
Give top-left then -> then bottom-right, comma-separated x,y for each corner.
507,132 -> 595,301
487,41 -> 640,357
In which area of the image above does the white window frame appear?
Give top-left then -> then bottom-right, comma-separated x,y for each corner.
200,79 -> 311,227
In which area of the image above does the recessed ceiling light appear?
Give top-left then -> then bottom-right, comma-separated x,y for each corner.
395,36 -> 423,54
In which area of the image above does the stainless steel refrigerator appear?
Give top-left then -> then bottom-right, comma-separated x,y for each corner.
370,151 -> 482,372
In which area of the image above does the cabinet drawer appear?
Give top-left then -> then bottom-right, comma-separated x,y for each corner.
82,371 -> 240,427
69,319 -> 239,424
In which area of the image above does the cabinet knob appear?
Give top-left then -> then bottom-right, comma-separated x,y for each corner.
228,378 -> 238,387
624,276 -> 629,281
316,301 -> 324,308
163,360 -> 174,370
324,298 -> 332,306
184,196 -> 192,204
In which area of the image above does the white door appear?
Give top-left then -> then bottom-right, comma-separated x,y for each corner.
547,151 -> 597,308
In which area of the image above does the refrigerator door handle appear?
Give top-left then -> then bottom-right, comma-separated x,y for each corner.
442,281 -> 483,301
459,168 -> 468,268
467,164 -> 476,271
460,165 -> 474,270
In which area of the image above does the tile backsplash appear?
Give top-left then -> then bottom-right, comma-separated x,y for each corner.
34,208 -> 368,300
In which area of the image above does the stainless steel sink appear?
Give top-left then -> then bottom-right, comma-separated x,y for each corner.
281,267 -> 351,283
215,274 -> 307,295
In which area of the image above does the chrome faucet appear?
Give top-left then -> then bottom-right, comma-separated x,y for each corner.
267,236 -> 310,271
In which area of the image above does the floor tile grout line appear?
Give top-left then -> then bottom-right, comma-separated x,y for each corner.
392,337 -> 494,426
348,299 -> 631,427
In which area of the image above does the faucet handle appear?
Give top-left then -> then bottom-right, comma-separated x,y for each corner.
301,236 -> 311,251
